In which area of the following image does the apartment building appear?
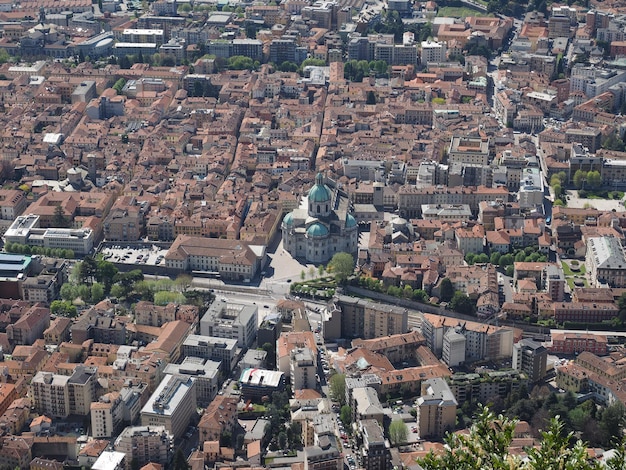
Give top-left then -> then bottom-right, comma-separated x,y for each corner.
333,296 -> 408,340
276,331 -> 318,378
200,299 -> 257,348
163,357 -> 220,406
360,419 -> 390,470
140,374 -> 197,439
181,335 -> 238,372
31,366 -> 97,418
198,395 -> 238,442
512,339 -> 547,383
91,392 -> 124,438
447,369 -> 528,405
21,259 -> 67,305
6,304 -> 50,346
421,313 -> 515,361
291,347 -> 316,390
304,443 -> 343,470
351,331 -> 425,363
416,378 -> 457,439
114,425 -> 172,470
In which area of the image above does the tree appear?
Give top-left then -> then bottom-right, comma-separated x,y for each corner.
413,289 -> 428,302
50,300 -> 77,318
278,431 -> 288,449
110,284 -> 125,299
172,447 -> 189,470
450,291 -> 476,315
603,133 -> 626,152
96,260 -> 118,294
329,373 -> 346,405
328,252 -> 354,283
78,256 -> 98,285
490,252 -> 501,265
113,78 -> 126,94
53,205 -> 69,228
366,90 -> 377,105
419,406 -> 599,470
586,170 -> 602,190
60,283 -> 77,301
389,421 -> 408,446
600,402 -> 626,446
90,283 -> 105,303
174,274 -> 193,292
573,169 -> 587,189
340,405 -> 352,427
439,278 -> 454,302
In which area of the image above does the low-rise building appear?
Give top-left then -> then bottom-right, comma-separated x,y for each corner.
239,368 -> 285,401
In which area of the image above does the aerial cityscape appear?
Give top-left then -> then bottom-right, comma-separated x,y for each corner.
0,0 -> 624,467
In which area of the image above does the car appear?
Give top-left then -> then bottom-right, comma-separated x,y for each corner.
287,279 -> 292,283
263,305 -> 269,308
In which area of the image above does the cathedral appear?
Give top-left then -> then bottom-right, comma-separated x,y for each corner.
281,173 -> 358,264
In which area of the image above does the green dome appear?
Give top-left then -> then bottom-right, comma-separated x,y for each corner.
306,222 -> 329,237
309,173 -> 332,203
346,214 -> 357,228
283,212 -> 295,226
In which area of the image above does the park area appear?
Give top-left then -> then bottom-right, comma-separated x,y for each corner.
561,260 -> 588,290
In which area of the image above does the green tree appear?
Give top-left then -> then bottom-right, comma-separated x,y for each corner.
525,416 -> 598,470
340,405 -> 352,427
573,169 -> 587,189
603,133 -> 626,152
465,253 -> 476,265
90,283 -> 105,303
389,420 -> 408,446
475,253 -> 489,264
110,284 -> 125,299
79,256 -> 98,285
413,289 -> 428,302
439,278 -> 454,302
329,373 -> 346,405
50,300 -> 77,317
53,205 -> 69,228
600,402 -> 626,446
328,252 -> 354,283
586,170 -> 602,190
172,447 -> 189,470
60,283 -> 77,301
96,260 -> 118,294
420,406 -> 600,470
278,431 -> 288,449
450,291 -> 476,315
490,252 -> 501,265
113,78 -> 126,94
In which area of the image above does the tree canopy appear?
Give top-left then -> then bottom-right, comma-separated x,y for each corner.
328,252 -> 354,283
420,406 -> 607,470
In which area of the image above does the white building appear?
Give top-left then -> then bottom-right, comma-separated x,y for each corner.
290,347 -> 317,390
586,236 -> 626,288
517,167 -> 544,209
164,357 -> 220,406
4,214 -> 94,255
92,451 -> 126,470
421,40 -> 447,63
199,299 -> 258,348
140,375 -> 197,439
181,334 -> 238,371
442,328 -> 466,367
91,392 -> 124,438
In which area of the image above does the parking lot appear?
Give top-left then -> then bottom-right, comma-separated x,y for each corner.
101,244 -> 170,267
